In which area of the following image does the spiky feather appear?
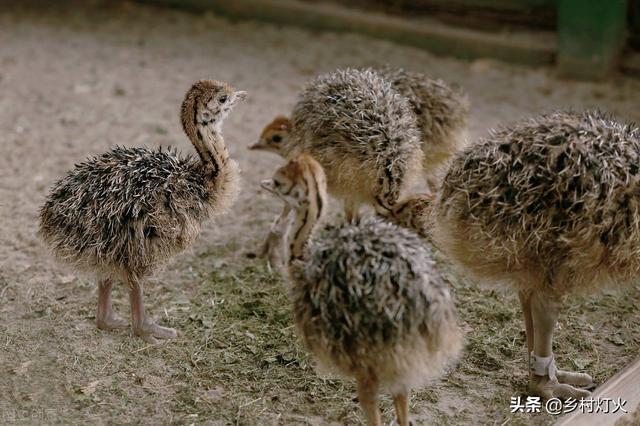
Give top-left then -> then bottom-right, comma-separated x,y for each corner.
433,110 -> 640,295
39,146 -> 239,280
379,66 -> 469,176
288,68 -> 423,211
291,217 -> 462,393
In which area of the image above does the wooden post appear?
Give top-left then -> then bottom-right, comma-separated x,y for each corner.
557,0 -> 627,79
555,358 -> 640,426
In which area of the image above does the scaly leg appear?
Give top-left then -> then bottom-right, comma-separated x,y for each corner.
518,290 -> 534,358
393,391 -> 411,426
127,277 -> 178,344
259,204 -> 290,266
356,372 -> 381,426
96,278 -> 128,331
528,291 -> 592,398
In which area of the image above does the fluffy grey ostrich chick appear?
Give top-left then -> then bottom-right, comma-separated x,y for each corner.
378,66 -> 469,192
253,67 -> 469,193
261,154 -> 462,426
432,110 -> 640,398
39,80 -> 245,343
251,68 -> 422,263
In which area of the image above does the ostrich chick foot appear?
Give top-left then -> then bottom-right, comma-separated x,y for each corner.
528,353 -> 592,399
530,373 -> 592,399
97,314 -> 129,331
133,319 -> 178,344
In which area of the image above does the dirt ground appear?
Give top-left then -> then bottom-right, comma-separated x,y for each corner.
1,1 -> 639,425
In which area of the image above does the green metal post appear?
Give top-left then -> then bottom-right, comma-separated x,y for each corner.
558,0 -> 627,79
630,0 -> 640,48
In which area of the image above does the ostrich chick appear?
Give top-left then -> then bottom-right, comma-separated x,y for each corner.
39,80 -> 245,343
252,68 -> 422,263
432,111 -> 640,398
378,67 -> 469,192
261,155 -> 462,425
254,67 -> 469,193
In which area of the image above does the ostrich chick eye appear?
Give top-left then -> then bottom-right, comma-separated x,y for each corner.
272,135 -> 282,143
219,95 -> 228,104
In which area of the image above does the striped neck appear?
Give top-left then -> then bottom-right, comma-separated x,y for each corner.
190,122 -> 228,178
286,183 -> 325,263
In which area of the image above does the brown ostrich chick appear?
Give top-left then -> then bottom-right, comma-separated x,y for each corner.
432,111 -> 640,398
253,67 -> 469,193
261,154 -> 462,425
252,68 -> 423,264
39,80 -> 245,343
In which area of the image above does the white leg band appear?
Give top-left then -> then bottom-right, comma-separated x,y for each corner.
530,352 -> 557,380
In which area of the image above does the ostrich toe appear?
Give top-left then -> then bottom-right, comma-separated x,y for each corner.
529,374 -> 592,399
133,319 -> 178,344
556,370 -> 593,387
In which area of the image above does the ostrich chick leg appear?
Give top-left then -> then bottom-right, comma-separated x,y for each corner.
528,291 -> 592,398
356,372 -> 381,426
128,278 -> 178,344
393,392 -> 410,426
518,290 -> 534,356
259,204 -> 291,267
96,278 -> 128,331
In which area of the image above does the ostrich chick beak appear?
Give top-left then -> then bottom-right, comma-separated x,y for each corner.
249,141 -> 263,150
234,90 -> 248,102
260,179 -> 275,193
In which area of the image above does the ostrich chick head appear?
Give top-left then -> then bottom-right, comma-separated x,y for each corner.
388,193 -> 434,238
181,79 -> 247,134
260,154 -> 326,210
251,116 -> 291,155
